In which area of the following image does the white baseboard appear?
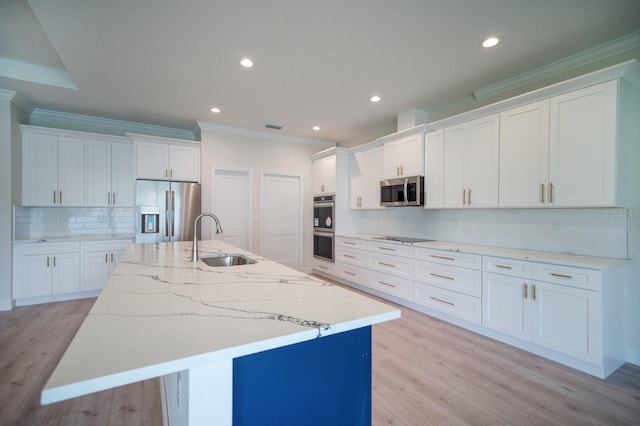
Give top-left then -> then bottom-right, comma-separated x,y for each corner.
627,348 -> 640,366
0,298 -> 14,311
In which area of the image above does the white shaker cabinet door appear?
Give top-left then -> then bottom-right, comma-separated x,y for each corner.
57,136 -> 85,206
83,251 -> 111,292
531,281 -> 601,365
86,140 -> 112,206
424,130 -> 444,209
23,133 -> 58,206
169,144 -> 200,182
136,141 -> 169,179
51,252 -> 81,294
499,100 -> 550,207
111,143 -> 134,206
19,255 -> 51,298
443,124 -> 467,208
482,272 -> 532,341
548,80 -> 618,207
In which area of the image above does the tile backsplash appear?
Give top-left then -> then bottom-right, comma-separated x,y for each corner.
14,206 -> 135,240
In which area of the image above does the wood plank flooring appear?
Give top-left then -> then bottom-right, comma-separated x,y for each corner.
1,288 -> 639,425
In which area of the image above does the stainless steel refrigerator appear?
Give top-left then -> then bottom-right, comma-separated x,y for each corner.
135,180 -> 201,244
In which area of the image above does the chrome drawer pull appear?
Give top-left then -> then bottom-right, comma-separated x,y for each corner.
343,241 -> 356,245
430,254 -> 455,261
378,281 -> 396,288
495,264 -> 512,270
550,273 -> 572,279
532,284 -> 537,301
430,296 -> 454,306
343,254 -> 356,259
523,283 -> 528,299
379,262 -> 396,268
430,273 -> 454,281
379,246 -> 396,251
344,271 -> 356,276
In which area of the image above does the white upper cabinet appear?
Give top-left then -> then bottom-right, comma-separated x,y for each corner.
424,130 -> 444,209
86,139 -> 134,207
499,100 -> 551,207
500,80 -> 622,208
442,114 -> 499,208
350,146 -> 384,209
313,154 -> 336,195
132,135 -> 201,182
22,128 -> 85,207
548,80 -> 618,207
381,128 -> 425,179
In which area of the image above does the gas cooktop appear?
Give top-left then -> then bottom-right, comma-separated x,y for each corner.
373,236 -> 435,243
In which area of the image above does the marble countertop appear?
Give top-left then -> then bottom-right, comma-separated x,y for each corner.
338,234 -> 627,269
41,240 -> 400,404
13,234 -> 135,244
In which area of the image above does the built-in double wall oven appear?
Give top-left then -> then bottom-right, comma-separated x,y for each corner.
313,195 -> 334,262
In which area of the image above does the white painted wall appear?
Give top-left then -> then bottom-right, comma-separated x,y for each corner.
198,124 -> 333,271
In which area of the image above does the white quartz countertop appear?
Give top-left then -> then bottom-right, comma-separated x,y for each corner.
13,234 -> 134,244
338,234 -> 627,269
41,240 -> 400,404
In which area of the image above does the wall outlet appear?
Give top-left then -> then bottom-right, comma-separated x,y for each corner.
552,221 -> 561,233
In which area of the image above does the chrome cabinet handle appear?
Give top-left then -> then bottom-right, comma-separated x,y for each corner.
540,183 -> 545,203
53,256 -> 56,267
463,189 -> 466,205
105,253 -> 108,263
495,264 -> 512,270
379,246 -> 396,251
430,254 -> 455,261
343,254 -> 356,259
378,281 -> 396,288
532,284 -> 537,301
113,192 -> 116,204
523,283 -> 528,299
53,191 -> 56,204
46,256 -> 50,267
467,188 -> 472,205
344,271 -> 356,276
549,182 -> 554,204
550,272 -> 572,279
111,253 -> 114,263
378,261 -> 396,268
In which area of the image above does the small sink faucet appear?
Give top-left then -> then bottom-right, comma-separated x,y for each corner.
192,212 -> 223,262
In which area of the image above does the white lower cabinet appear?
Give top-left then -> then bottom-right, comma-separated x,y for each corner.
14,242 -> 81,300
367,270 -> 413,300
326,236 -> 626,378
482,256 -> 619,373
82,240 -> 131,292
413,282 -> 482,325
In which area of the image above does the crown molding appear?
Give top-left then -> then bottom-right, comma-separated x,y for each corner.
473,30 -> 640,101
197,121 -> 335,149
125,132 -> 200,145
29,108 -> 196,140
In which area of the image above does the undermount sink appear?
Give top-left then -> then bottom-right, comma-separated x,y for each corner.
200,253 -> 257,267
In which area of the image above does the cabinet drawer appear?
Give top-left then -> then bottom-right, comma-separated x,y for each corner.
483,256 -> 532,279
19,241 -> 80,255
336,237 -> 368,250
369,253 -> 412,278
367,271 -> 413,300
414,261 -> 481,297
413,283 -> 481,325
312,259 -> 336,275
368,241 -> 413,257
335,263 -> 368,285
414,247 -> 481,270
335,246 -> 368,267
532,263 -> 600,291
83,239 -> 132,252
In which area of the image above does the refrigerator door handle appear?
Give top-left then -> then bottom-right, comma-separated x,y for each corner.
171,191 -> 176,237
165,190 -> 170,237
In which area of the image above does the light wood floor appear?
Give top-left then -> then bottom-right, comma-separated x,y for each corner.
1,289 -> 639,425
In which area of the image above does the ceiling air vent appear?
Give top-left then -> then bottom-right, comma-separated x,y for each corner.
265,124 -> 282,130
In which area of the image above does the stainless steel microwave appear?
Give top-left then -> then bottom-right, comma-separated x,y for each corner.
380,176 -> 424,206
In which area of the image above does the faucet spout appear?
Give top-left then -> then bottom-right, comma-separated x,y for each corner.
192,213 -> 224,262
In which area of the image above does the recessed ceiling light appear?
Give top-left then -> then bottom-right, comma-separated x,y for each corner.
313,126 -> 320,131
240,57 -> 254,68
482,36 -> 501,48
370,95 -> 381,103
210,107 -> 221,113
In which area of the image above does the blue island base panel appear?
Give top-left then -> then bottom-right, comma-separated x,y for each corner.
233,326 -> 372,426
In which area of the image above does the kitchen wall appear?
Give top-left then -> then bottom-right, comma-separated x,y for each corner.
198,123 -> 334,268
355,207 -> 628,258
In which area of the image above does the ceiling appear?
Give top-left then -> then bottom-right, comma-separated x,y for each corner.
1,0 -> 640,144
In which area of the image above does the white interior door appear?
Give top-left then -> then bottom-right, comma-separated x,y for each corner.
212,168 -> 251,250
261,172 -> 302,270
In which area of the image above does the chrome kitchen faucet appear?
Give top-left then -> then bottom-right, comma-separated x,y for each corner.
192,212 -> 224,262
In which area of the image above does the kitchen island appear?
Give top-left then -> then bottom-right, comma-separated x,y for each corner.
41,240 -> 400,425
